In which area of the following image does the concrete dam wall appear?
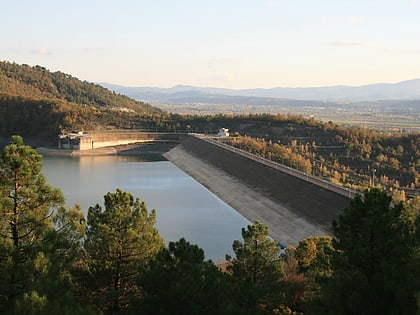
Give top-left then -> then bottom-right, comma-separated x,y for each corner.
178,136 -> 351,239
58,131 -> 181,150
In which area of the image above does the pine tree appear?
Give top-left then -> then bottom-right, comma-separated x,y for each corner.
228,221 -> 285,314
0,136 -> 88,314
294,236 -> 334,315
325,188 -> 419,315
133,238 -> 231,315
83,189 -> 164,314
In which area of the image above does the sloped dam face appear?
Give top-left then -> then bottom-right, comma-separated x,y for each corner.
176,136 -> 350,243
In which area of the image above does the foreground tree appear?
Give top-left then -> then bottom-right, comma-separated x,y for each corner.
83,189 -> 163,314
294,236 -> 334,314
0,136 -> 88,314
227,221 -> 285,314
133,238 -> 231,315
325,188 -> 419,315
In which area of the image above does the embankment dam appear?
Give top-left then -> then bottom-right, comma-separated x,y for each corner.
171,136 -> 351,244
55,131 -> 352,244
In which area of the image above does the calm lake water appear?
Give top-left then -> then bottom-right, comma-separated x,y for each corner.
42,155 -> 250,261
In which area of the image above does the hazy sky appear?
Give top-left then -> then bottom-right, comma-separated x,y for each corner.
1,0 -> 419,89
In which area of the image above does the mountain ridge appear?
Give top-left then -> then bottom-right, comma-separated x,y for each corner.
101,78 -> 420,103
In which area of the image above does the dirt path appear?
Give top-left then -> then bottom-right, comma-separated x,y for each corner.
164,145 -> 331,246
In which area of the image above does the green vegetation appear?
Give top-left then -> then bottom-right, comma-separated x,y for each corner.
0,61 -> 161,142
325,189 -> 419,315
0,137 -> 418,314
226,221 -> 286,314
0,61 -> 157,112
0,136 -> 88,314
134,238 -> 231,314
81,189 -> 163,313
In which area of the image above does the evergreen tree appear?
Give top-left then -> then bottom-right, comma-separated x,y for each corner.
294,236 -> 334,315
83,189 -> 163,314
325,188 -> 419,315
228,221 -> 285,314
133,238 -> 231,315
0,136 -> 89,314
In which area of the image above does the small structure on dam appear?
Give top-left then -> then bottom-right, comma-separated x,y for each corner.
58,132 -> 93,150
217,128 -> 230,137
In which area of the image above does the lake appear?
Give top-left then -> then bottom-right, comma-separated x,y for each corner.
42,155 -> 250,261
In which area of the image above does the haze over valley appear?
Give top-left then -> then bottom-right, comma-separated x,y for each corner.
102,78 -> 420,102
101,80 -> 420,132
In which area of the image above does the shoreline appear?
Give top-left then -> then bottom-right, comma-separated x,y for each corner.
36,142 -> 178,157
36,147 -> 118,156
164,145 -> 330,246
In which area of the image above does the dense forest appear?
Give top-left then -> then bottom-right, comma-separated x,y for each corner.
0,137 -> 419,314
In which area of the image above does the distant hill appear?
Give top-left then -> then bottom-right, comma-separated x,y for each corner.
0,61 -> 159,113
0,61 -> 162,142
101,78 -> 420,104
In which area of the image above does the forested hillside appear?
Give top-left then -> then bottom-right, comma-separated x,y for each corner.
0,61 -> 161,142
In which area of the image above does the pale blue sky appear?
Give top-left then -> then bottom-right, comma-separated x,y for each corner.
1,0 -> 419,88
